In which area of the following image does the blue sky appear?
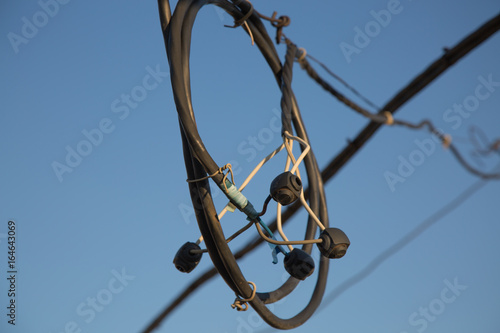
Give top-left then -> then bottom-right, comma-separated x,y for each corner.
1,0 -> 500,332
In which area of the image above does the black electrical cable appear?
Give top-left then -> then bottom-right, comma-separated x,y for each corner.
160,0 -> 333,329
144,11 -> 500,332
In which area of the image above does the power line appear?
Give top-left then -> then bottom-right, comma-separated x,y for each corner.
319,11 -> 500,182
142,9 -> 500,333
304,53 -> 381,111
295,45 -> 500,180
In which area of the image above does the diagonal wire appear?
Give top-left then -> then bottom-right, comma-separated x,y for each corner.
142,11 -> 500,333
305,53 -> 381,111
297,56 -> 500,179
319,11 -> 500,182
320,176 -> 491,308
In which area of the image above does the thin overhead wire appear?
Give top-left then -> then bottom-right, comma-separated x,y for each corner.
320,11 -> 500,183
294,43 -> 500,180
305,53 -> 381,111
319,173 -> 494,309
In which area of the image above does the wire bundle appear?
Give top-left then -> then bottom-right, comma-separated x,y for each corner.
144,9 -> 500,332
159,0 -> 333,329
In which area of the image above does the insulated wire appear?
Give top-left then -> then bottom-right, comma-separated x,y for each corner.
146,2 -> 500,332
162,0 -> 330,329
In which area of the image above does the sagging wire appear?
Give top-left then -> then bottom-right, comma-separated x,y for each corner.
469,125 -> 500,157
306,53 -> 381,111
287,38 -> 500,180
255,222 -> 322,246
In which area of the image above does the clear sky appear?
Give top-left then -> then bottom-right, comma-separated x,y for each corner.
1,0 -> 500,332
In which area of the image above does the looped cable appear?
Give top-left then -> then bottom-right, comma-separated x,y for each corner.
231,281 -> 257,312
